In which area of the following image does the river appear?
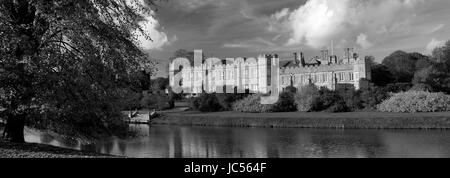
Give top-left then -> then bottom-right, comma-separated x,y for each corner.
5,125 -> 450,158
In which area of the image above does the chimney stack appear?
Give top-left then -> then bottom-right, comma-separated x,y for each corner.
300,52 -> 305,66
294,53 -> 298,64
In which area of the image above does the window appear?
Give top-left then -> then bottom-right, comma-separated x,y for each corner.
339,73 -> 345,81
323,74 -> 328,82
245,67 -> 249,79
349,72 -> 354,81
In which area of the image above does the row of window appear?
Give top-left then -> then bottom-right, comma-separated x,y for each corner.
281,72 -> 356,85
186,68 -> 259,81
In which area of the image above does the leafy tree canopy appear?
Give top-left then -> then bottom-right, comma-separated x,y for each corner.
0,0 -> 160,142
382,50 -> 431,83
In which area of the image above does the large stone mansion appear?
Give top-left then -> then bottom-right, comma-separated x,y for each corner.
170,48 -> 372,94
279,48 -> 372,91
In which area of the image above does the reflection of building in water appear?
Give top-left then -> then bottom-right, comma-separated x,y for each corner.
279,48 -> 372,91
170,48 -> 372,95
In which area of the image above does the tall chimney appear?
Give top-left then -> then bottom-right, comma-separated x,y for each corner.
300,52 -> 305,66
294,53 -> 298,64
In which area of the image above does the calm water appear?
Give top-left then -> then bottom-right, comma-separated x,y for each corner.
6,125 -> 450,158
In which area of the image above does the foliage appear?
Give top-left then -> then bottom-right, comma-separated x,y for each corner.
370,64 -> 394,86
140,92 -> 171,111
413,41 -> 450,94
188,94 -> 222,112
336,88 -> 364,111
359,87 -> 387,110
130,70 -> 152,92
382,51 -> 431,83
0,0 -> 159,141
294,84 -> 319,112
384,83 -> 413,93
284,86 -> 298,93
215,93 -> 248,111
123,91 -> 144,110
151,77 -> 169,92
232,94 -> 274,113
311,87 -> 350,113
273,91 -> 297,112
410,83 -> 434,92
377,91 -> 450,113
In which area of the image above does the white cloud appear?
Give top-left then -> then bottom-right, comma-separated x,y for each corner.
356,33 -> 373,49
127,0 -> 172,50
135,16 -> 171,50
425,38 -> 445,54
269,0 -> 425,49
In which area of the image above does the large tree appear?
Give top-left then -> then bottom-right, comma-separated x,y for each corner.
413,40 -> 450,93
0,0 -> 159,142
382,51 -> 431,83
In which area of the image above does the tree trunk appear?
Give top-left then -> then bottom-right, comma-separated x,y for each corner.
5,116 -> 25,143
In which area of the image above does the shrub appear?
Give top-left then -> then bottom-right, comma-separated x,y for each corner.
336,88 -> 364,111
122,92 -> 143,110
232,94 -> 274,113
294,84 -> 319,112
273,91 -> 297,112
140,93 -> 171,110
312,87 -> 350,112
377,91 -> 450,113
410,83 -> 434,92
188,96 -> 201,111
359,86 -> 391,110
215,93 -> 248,111
197,94 -> 222,112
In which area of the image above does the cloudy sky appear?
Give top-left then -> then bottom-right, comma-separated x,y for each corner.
140,0 -> 450,77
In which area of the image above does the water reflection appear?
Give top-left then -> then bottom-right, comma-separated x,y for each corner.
18,125 -> 450,158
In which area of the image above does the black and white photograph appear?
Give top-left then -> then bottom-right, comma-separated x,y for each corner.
1,0 -> 450,172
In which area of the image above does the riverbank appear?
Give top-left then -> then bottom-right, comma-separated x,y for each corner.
0,139 -> 116,158
152,111 -> 450,129
0,125 -> 116,158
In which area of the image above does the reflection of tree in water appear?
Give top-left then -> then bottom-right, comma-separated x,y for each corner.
80,143 -> 103,154
308,130 -> 385,158
58,136 -> 80,148
117,140 -> 127,156
172,127 -> 183,158
39,133 -> 55,144
101,140 -> 115,155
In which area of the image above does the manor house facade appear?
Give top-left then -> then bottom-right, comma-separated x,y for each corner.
279,49 -> 372,91
170,49 -> 371,94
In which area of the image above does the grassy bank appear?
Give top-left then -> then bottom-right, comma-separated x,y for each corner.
152,111 -> 450,129
0,125 -> 116,158
0,139 -> 116,158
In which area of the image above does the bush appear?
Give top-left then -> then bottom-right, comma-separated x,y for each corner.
359,86 -> 391,110
336,88 -> 364,111
232,94 -> 274,113
140,93 -> 171,110
377,91 -> 450,113
215,93 -> 248,111
188,94 -> 223,112
311,87 -> 350,112
410,83 -> 434,92
294,84 -> 319,112
122,92 -> 143,110
273,91 -> 297,112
